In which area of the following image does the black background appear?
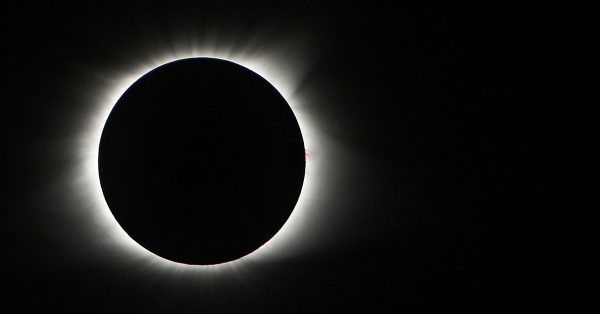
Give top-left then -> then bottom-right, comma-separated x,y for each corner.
1,1 -> 594,313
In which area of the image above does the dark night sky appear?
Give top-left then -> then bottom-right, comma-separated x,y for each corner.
1,1 -> 594,313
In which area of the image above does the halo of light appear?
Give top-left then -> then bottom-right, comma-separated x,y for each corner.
72,46 -> 326,274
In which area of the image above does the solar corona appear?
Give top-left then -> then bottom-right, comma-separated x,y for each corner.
72,46 -> 327,273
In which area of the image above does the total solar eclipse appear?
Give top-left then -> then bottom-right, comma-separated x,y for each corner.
98,58 -> 305,265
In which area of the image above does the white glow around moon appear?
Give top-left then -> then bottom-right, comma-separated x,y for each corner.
71,46 -> 327,274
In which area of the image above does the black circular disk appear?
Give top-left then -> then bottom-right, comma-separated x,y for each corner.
98,58 -> 305,265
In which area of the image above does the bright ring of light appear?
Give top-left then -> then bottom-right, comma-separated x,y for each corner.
73,48 -> 324,274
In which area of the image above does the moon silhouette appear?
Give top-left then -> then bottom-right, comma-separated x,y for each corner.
98,58 -> 305,265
